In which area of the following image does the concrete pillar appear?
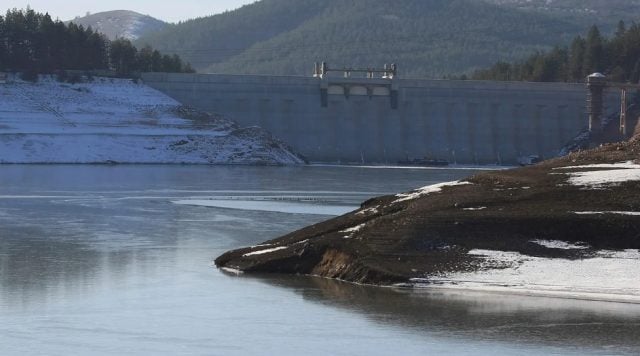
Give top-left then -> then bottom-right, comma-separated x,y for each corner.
620,88 -> 627,136
587,73 -> 607,133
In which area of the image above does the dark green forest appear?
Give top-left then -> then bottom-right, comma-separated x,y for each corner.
0,8 -> 194,78
137,0 -> 640,78
471,22 -> 640,83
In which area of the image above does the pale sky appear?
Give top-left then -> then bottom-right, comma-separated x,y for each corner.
1,0 -> 257,23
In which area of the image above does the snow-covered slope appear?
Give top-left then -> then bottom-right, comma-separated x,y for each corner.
483,0 -> 640,18
0,76 -> 304,165
68,10 -> 167,40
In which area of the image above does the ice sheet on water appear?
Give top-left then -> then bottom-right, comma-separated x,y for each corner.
172,199 -> 357,216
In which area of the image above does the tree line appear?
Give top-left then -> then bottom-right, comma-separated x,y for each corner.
471,22 -> 640,83
0,8 -> 194,78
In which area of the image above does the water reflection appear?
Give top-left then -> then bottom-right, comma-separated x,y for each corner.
252,274 -> 640,354
6,165 -> 636,355
0,225 -> 178,310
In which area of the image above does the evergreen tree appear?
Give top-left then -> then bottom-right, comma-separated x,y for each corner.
568,36 -> 586,80
110,38 -> 138,76
151,49 -> 163,71
584,25 -> 605,74
0,8 -> 194,76
136,45 -> 154,72
472,22 -> 640,83
0,15 -> 6,70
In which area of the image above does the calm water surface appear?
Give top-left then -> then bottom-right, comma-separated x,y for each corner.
1,165 -> 639,355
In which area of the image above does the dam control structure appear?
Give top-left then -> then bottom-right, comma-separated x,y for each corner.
142,70 -> 620,165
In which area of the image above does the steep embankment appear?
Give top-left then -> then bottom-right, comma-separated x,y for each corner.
0,76 -> 303,165
217,137 -> 640,302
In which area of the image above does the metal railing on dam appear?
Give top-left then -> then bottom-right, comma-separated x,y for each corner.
141,72 -> 619,165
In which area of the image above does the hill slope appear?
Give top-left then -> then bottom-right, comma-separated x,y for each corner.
136,0 -> 640,78
0,76 -> 303,165
485,0 -> 640,19
216,135 -> 640,302
68,10 -> 167,40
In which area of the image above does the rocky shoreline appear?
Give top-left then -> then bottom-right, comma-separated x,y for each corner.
215,136 -> 640,296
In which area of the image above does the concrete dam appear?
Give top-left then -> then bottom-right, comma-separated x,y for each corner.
142,73 -> 618,165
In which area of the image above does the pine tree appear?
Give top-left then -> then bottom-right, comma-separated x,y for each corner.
151,50 -> 162,71
0,8 -> 193,76
0,15 -> 6,70
110,38 -> 138,76
584,25 -> 604,74
136,46 -> 154,72
567,36 -> 586,80
35,13 -> 55,72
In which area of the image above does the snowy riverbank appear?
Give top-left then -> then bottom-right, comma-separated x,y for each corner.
0,76 -> 303,164
407,247 -> 640,304
216,136 -> 640,304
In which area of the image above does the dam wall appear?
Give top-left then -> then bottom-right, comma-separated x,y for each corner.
142,73 -> 618,165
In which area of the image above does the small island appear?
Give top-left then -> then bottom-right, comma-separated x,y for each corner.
216,135 -> 640,302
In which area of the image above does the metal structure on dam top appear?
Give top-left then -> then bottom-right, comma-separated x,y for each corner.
313,62 -> 399,109
142,71 -> 621,165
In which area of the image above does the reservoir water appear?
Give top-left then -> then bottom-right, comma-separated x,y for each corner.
1,165 -> 639,355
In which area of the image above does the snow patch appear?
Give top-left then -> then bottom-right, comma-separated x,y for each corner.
356,206 -> 379,216
243,246 -> 288,257
393,181 -> 472,203
554,161 -> 640,170
251,243 -> 272,248
220,267 -> 243,275
554,161 -> 640,188
340,223 -> 366,239
341,224 -> 365,234
0,78 -> 301,165
574,211 -> 640,216
463,207 -> 486,211
243,239 -> 309,257
531,239 -> 589,250
410,248 -> 640,303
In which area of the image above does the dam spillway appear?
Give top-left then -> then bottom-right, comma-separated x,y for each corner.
142,73 -> 617,165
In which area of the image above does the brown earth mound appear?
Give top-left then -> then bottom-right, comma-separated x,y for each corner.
216,135 -> 640,285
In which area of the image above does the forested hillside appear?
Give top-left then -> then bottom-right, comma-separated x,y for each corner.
136,0 -> 640,78
0,8 -> 193,78
485,0 -> 640,19
472,22 -> 640,82
138,0 -> 326,67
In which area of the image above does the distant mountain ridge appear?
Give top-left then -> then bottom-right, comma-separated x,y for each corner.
134,0 -> 640,78
68,10 -> 167,40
